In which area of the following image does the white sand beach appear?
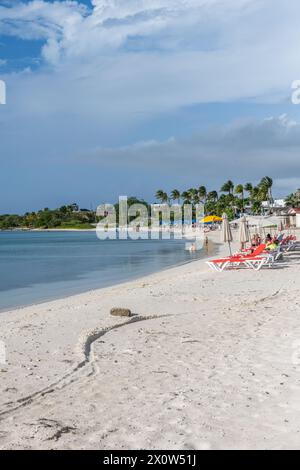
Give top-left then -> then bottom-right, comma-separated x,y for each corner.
0,232 -> 300,450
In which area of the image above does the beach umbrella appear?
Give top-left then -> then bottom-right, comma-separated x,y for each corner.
200,215 -> 223,224
221,213 -> 233,256
238,216 -> 250,249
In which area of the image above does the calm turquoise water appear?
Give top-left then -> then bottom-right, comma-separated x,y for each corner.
0,231 -> 203,312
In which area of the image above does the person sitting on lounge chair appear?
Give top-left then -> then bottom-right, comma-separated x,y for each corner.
256,233 -> 261,245
266,242 -> 277,251
265,233 -> 272,243
265,235 -> 279,251
251,235 -> 257,250
250,233 -> 261,252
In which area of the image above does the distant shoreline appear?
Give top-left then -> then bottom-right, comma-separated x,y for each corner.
0,227 -> 205,236
0,228 -> 97,232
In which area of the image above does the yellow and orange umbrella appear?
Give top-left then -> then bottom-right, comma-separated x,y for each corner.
200,215 -> 223,224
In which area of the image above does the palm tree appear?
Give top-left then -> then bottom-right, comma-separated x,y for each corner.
220,180 -> 234,195
202,191 -> 217,215
235,184 -> 245,212
187,188 -> 198,205
259,176 -> 274,212
244,182 -> 253,194
198,186 -> 207,203
207,191 -> 218,202
286,189 -> 300,208
296,189 -> 300,207
285,193 -> 296,207
155,190 -> 168,204
250,186 -> 264,214
243,183 -> 253,210
181,191 -> 191,205
170,189 -> 181,204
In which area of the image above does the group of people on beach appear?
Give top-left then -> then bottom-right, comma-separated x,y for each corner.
250,232 -> 281,253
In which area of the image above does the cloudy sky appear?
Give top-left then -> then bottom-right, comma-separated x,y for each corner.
0,0 -> 300,212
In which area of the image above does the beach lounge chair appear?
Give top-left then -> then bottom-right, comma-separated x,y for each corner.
206,252 -> 274,272
235,244 -> 267,257
268,246 -> 283,260
238,242 -> 283,261
282,235 -> 298,251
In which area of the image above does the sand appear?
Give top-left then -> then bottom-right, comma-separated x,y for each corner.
0,232 -> 300,450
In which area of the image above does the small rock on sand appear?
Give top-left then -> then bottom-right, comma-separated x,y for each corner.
110,308 -> 132,317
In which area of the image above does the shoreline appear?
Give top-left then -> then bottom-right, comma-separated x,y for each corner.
0,228 -> 97,232
0,232 -> 299,449
0,239 -> 218,315
0,231 -> 214,314
0,227 -> 207,234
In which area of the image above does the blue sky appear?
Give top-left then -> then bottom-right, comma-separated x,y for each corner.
0,0 -> 300,213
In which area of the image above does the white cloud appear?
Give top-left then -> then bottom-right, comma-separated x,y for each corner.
0,0 -> 253,65
0,1 -> 87,42
77,115 -> 300,196
1,1 -> 300,210
1,0 -> 299,110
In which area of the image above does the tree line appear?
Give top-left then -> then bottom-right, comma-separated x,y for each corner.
155,176 -> 294,219
0,204 -> 96,230
1,181 -> 299,230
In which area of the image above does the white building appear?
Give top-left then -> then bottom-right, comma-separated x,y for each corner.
261,199 -> 286,209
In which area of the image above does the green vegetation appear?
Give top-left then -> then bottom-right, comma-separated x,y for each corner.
285,188 -> 300,208
114,197 -> 150,220
1,179 -> 298,230
0,198 -> 151,230
156,177 -> 293,220
0,204 -> 96,230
